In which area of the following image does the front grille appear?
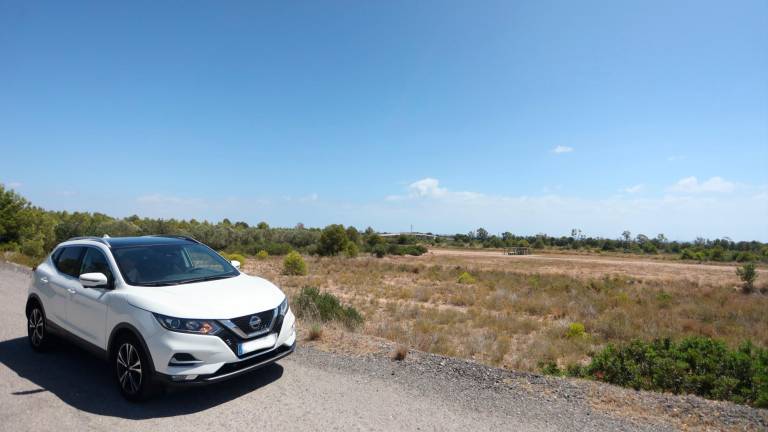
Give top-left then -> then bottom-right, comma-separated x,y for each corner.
231,308 -> 275,336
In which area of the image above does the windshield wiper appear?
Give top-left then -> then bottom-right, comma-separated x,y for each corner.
135,274 -> 235,287
174,274 -> 235,284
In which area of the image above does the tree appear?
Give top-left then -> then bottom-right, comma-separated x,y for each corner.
476,227 -> 489,241
736,263 -> 758,294
257,221 -> 269,230
621,230 -> 632,249
318,224 -> 348,256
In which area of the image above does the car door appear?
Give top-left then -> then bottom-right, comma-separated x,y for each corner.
68,247 -> 113,349
47,246 -> 85,329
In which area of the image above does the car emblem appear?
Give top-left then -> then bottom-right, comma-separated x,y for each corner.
248,315 -> 262,329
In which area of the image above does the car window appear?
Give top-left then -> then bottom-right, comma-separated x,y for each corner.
80,248 -> 114,283
54,246 -> 85,277
112,243 -> 237,286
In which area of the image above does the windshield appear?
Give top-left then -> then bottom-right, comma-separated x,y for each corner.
112,243 -> 238,286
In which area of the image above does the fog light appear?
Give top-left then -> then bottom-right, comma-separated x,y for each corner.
171,374 -> 198,381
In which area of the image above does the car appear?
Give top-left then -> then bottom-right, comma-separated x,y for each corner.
25,235 -> 296,401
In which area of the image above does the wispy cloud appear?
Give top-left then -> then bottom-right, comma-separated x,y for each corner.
668,176 -> 735,193
623,184 -> 644,194
551,145 -> 574,154
5,181 -> 23,189
374,177 -> 767,240
387,178 -> 482,201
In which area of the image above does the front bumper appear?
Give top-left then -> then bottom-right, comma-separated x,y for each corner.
155,341 -> 295,385
145,309 -> 296,379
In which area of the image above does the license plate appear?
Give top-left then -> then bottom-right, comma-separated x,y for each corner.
237,333 -> 277,356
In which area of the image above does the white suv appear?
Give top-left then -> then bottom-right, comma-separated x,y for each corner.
25,235 -> 296,401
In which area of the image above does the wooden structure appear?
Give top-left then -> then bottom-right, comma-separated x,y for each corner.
506,247 -> 530,256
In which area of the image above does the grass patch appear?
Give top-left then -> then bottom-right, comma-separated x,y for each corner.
293,287 -> 364,329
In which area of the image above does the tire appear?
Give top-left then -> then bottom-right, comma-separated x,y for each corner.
27,303 -> 51,351
112,334 -> 159,402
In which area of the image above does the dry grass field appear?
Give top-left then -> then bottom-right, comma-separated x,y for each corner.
244,249 -> 768,372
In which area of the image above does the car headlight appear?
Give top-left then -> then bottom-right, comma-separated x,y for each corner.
153,313 -> 222,335
279,297 -> 289,315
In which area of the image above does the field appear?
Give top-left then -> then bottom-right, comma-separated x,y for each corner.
244,249 -> 768,372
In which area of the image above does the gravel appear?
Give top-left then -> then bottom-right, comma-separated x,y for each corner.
1,261 -> 765,431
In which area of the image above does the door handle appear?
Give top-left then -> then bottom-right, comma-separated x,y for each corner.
67,288 -> 76,294
39,277 -> 48,284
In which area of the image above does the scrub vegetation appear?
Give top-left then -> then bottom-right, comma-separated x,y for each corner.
242,251 -> 767,408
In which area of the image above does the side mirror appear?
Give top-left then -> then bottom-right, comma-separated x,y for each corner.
80,272 -> 108,288
230,260 -> 241,270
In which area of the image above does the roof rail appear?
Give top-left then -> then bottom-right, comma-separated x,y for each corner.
66,236 -> 111,246
145,234 -> 201,244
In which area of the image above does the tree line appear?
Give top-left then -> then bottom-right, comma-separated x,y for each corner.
1,184 -> 765,263
443,227 -> 767,263
0,185 -> 425,260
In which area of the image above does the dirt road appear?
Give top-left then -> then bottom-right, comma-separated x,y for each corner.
1,262 -> 764,431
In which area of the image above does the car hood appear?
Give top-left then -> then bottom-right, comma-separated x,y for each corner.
122,273 -> 285,319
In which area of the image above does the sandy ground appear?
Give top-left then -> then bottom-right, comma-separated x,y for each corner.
425,248 -> 766,287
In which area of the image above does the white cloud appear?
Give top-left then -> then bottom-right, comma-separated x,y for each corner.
668,176 -> 735,193
5,181 -> 23,189
623,184 -> 644,194
408,178 -> 448,198
551,145 -> 574,154
387,178 -> 483,201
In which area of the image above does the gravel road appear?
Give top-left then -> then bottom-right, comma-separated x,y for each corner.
1,261 -> 765,431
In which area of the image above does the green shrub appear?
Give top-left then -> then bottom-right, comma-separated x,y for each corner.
318,224 -> 348,256
282,251 -> 308,276
457,271 -> 476,284
344,241 -> 359,258
539,360 -> 562,375
293,287 -> 363,329
372,244 -> 387,258
565,322 -> 587,338
736,263 -> 758,294
680,249 -> 697,260
575,337 -> 768,408
20,238 -> 44,257
256,250 -> 269,260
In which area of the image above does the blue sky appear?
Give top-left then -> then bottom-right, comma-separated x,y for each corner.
1,1 -> 767,240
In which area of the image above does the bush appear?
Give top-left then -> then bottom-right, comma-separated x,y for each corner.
317,224 -> 348,256
736,263 -> 758,294
457,272 -> 476,284
680,249 -> 697,260
344,241 -> 359,258
256,250 -> 269,260
293,287 -> 363,329
282,251 -> 308,275
565,322 -> 587,338
573,337 -> 768,408
372,244 -> 387,258
20,238 -> 44,257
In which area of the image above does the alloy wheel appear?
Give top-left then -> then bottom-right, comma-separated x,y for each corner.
28,308 -> 44,347
116,343 -> 143,395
